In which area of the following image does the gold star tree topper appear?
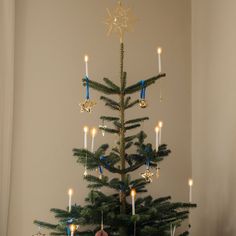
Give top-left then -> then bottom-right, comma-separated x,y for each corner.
105,1 -> 136,43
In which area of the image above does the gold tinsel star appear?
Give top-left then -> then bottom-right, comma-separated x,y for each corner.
141,169 -> 154,183
105,1 -> 136,42
79,99 -> 96,113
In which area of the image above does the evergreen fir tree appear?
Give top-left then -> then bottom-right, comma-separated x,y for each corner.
35,2 -> 196,236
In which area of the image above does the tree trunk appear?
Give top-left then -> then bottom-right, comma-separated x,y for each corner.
119,43 -> 128,236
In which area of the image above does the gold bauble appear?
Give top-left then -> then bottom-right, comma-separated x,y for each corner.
139,99 -> 148,108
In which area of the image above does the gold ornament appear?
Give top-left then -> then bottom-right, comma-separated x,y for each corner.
69,224 -> 80,235
141,169 -> 154,182
139,99 -> 148,108
105,1 -> 136,42
79,99 -> 96,113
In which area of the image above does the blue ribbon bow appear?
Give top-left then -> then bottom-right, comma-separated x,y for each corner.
100,156 -> 109,169
66,227 -> 70,236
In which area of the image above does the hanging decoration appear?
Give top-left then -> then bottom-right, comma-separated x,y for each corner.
99,119 -> 107,136
69,224 -> 76,236
95,211 -> 108,236
143,169 -> 154,182
140,167 -> 154,183
139,80 -> 148,108
66,219 -> 72,236
79,76 -> 96,113
100,156 -> 109,169
140,147 -> 154,182
99,155 -> 109,179
66,219 -> 80,236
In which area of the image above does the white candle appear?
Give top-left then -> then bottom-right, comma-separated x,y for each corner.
157,47 -> 162,73
70,224 -> 76,236
83,126 -> 88,149
91,128 -> 97,152
130,189 -> 136,215
84,55 -> 89,77
188,178 -> 193,202
68,188 -> 73,212
173,225 -> 176,236
101,211 -> 104,230
155,126 -> 160,150
158,121 -> 163,145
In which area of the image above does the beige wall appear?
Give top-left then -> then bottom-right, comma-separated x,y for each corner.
0,0 -> 14,236
192,0 -> 236,235
8,1 -> 191,235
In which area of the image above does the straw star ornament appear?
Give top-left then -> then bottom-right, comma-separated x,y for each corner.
105,1 -> 136,42
141,169 -> 154,183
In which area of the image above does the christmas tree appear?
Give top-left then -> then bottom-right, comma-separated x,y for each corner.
35,2 -> 196,236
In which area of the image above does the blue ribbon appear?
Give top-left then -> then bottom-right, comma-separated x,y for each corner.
66,227 -> 70,236
66,219 -> 73,236
144,146 -> 151,169
98,156 -> 105,174
98,165 -> 103,174
85,76 -> 90,99
140,80 -> 146,99
146,157 -> 150,169
100,156 -> 109,169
